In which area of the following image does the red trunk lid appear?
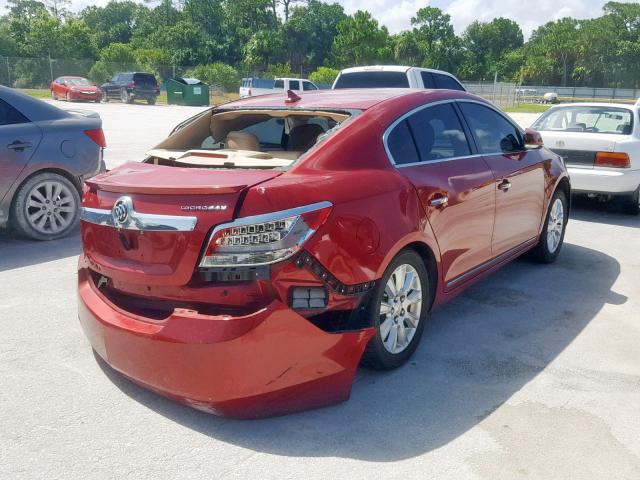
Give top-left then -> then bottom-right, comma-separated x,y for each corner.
82,162 -> 281,286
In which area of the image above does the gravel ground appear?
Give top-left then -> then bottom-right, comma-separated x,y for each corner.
1,102 -> 639,479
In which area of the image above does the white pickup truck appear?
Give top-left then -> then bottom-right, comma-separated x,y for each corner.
239,77 -> 319,98
332,65 -> 466,91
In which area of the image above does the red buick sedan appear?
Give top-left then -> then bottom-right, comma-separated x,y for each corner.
51,76 -> 102,102
78,88 -> 570,418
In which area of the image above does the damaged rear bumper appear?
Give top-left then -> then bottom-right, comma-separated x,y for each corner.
77,266 -> 374,418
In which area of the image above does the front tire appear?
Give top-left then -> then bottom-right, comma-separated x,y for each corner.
147,96 -> 156,105
101,89 -> 109,103
12,172 -> 80,241
51,90 -> 57,100
531,189 -> 568,263
361,250 -> 430,370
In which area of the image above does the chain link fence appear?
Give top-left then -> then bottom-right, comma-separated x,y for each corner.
462,81 -> 518,108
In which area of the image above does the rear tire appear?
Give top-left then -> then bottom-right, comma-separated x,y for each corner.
101,89 -> 109,103
361,250 -> 430,370
622,187 -> 640,215
147,96 -> 156,105
12,172 -> 80,241
120,88 -> 132,104
51,90 -> 57,100
530,189 -> 568,263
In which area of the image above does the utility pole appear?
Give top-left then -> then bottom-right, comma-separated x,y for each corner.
6,57 -> 10,87
48,55 -> 54,83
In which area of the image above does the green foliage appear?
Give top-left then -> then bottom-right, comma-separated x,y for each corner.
186,62 -> 240,91
309,66 -> 339,85
263,63 -> 295,79
332,10 -> 392,67
3,0 -> 640,90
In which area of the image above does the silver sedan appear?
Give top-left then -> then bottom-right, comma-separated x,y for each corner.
0,86 -> 105,240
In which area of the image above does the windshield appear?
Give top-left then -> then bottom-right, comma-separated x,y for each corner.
533,106 -> 633,135
334,71 -> 410,89
66,78 -> 91,86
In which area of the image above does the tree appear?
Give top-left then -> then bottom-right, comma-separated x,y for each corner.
525,18 -> 579,86
243,30 -> 285,72
285,0 -> 346,72
461,18 -> 523,80
331,10 -> 391,67
309,66 -> 338,85
187,62 -> 239,90
80,1 -> 143,49
410,7 -> 461,72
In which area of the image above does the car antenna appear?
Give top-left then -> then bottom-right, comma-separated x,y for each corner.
285,89 -> 301,103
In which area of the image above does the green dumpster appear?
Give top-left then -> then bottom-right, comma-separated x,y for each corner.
166,77 -> 210,106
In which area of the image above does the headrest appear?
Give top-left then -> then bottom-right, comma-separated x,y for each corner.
289,124 -> 325,151
226,131 -> 260,151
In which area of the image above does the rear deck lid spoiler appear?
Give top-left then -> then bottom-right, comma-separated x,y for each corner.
85,161 -> 282,195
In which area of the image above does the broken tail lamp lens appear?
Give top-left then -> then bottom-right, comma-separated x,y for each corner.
199,201 -> 332,268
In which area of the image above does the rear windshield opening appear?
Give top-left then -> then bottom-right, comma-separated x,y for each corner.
147,109 -> 352,169
533,106 -> 634,135
334,71 -> 410,89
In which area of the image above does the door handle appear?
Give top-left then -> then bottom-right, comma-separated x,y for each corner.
498,179 -> 512,192
430,194 -> 448,207
7,141 -> 32,152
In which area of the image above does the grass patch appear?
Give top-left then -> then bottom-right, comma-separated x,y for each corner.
504,103 -> 552,113
19,89 -> 51,99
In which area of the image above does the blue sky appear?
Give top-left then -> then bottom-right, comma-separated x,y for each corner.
1,0 -> 634,38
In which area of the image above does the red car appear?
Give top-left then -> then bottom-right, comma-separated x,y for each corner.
78,89 -> 570,418
51,76 -> 102,102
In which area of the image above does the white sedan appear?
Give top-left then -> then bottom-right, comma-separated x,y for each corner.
532,102 -> 640,214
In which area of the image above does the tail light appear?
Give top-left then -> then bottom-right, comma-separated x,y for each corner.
248,89 -> 252,96
84,128 -> 106,148
129,81 -> 135,88
199,201 -> 332,268
595,152 -> 630,168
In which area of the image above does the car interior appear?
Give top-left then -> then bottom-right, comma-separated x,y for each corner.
534,107 -> 634,134
146,109 -> 350,169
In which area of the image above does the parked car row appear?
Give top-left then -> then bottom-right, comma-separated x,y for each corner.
50,72 -> 160,105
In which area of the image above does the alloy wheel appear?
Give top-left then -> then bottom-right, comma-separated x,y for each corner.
546,198 -> 564,253
24,180 -> 76,235
379,264 -> 423,354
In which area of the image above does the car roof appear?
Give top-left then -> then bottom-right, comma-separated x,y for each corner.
338,65 -> 458,77
221,88 -> 478,111
0,85 -> 70,121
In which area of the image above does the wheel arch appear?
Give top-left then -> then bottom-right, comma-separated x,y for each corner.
401,241 -> 439,311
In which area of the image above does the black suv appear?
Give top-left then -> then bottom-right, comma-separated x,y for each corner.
100,72 -> 160,105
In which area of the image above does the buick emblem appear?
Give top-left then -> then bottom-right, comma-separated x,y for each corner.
112,197 -> 131,226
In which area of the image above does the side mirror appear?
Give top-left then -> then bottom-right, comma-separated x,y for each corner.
524,128 -> 544,149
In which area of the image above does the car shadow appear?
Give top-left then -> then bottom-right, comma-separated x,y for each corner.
95,242 -> 624,462
0,228 -> 81,272
570,196 -> 640,227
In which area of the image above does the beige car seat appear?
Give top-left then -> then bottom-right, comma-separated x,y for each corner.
226,131 -> 260,151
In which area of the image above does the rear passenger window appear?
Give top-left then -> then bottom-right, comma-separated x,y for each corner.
433,74 -> 465,91
459,102 -> 523,153
0,99 -> 29,126
420,72 -> 436,89
407,103 -> 471,161
386,120 -> 419,165
289,80 -> 300,90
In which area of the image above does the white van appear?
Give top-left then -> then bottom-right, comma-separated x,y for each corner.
332,65 -> 466,91
240,77 -> 319,98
